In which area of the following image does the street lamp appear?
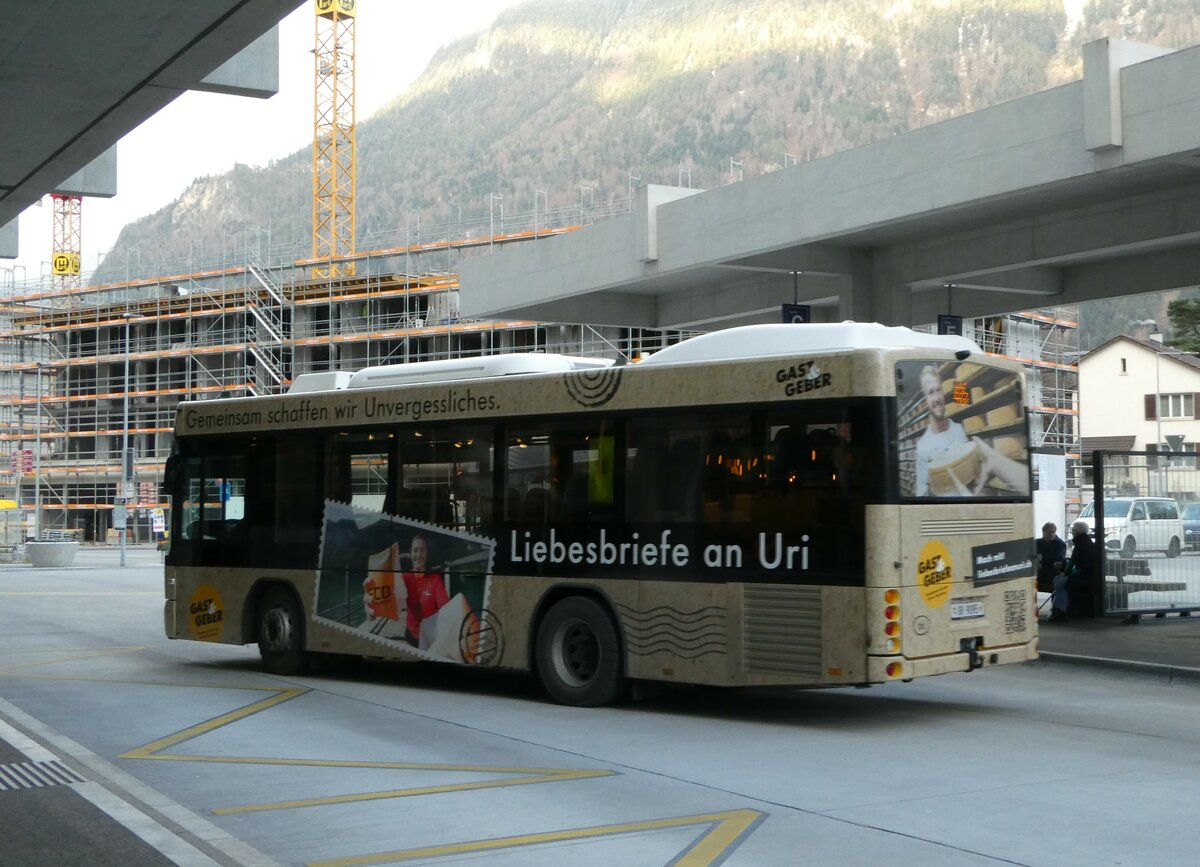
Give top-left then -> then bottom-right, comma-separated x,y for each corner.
119,312 -> 141,567
34,362 -> 42,542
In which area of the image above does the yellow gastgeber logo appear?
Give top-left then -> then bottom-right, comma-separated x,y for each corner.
188,584 -> 225,641
916,540 -> 953,607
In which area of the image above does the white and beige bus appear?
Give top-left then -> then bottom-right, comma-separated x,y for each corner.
164,323 -> 1038,706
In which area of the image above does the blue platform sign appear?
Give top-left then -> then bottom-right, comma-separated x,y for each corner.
937,314 -> 963,336
782,304 -> 811,324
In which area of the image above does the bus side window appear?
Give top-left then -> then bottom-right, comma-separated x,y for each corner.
393,425 -> 492,530
177,457 -> 203,543
665,437 -> 703,521
328,433 -> 392,513
181,456 -> 250,564
627,434 -> 668,522
272,436 -> 323,556
627,418 -> 751,524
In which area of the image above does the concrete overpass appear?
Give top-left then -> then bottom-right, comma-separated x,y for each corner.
0,0 -> 304,257
461,39 -> 1200,330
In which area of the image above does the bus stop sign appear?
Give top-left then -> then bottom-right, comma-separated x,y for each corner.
937,314 -> 964,335
782,304 -> 811,324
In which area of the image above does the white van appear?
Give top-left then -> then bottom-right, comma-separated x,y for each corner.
1076,497 -> 1184,558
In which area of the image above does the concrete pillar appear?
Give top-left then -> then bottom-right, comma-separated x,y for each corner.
842,250 -> 912,326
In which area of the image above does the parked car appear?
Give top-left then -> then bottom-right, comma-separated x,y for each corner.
1075,496 -> 1184,558
1183,502 -> 1200,551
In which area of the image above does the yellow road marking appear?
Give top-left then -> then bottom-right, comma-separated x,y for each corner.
122,687 -> 308,759
117,685 -> 616,814
0,646 -> 145,673
212,769 -> 612,815
0,592 -> 160,596
2,657 -> 763,864
0,647 -> 146,655
307,808 -> 766,867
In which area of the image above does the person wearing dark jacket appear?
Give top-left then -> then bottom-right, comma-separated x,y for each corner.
1036,522 -> 1067,595
1050,521 -> 1098,621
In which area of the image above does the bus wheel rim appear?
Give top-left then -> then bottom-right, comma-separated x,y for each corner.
262,607 -> 293,652
552,617 -> 599,687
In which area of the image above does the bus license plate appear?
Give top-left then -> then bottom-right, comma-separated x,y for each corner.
951,600 -> 985,620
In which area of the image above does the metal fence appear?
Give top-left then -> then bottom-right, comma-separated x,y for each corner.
1088,451 -> 1200,622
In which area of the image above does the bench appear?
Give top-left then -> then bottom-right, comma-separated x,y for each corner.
1105,557 -> 1151,579
1102,557 -> 1187,610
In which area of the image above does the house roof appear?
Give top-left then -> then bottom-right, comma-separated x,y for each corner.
1081,435 -> 1136,456
1081,334 -> 1200,374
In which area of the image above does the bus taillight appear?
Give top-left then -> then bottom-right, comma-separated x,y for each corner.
884,590 -> 901,653
886,662 -> 904,678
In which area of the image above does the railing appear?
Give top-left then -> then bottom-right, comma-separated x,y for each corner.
1090,451 -> 1200,622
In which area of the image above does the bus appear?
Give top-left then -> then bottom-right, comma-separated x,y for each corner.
163,323 -> 1039,706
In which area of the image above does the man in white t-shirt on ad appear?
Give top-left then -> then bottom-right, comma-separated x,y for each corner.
915,364 -> 1026,497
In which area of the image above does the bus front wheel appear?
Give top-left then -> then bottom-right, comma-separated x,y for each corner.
535,597 -> 625,707
257,585 -> 307,675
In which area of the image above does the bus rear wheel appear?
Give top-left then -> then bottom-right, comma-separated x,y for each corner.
257,585 -> 307,675
535,597 -> 625,707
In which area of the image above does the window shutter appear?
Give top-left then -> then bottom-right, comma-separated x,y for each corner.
1193,393 -> 1200,417
1145,394 -> 1157,420
1148,442 -> 1158,470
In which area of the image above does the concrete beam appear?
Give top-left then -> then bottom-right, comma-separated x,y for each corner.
52,147 -> 118,199
493,292 -> 659,328
658,272 -> 844,329
722,244 -> 855,277
0,219 -> 16,259
910,287 -> 1060,323
1061,244 -> 1200,301
462,216 -> 639,317
635,184 -> 704,262
194,27 -> 280,99
890,183 -> 1200,285
1083,38 -> 1172,153
0,1 -> 300,227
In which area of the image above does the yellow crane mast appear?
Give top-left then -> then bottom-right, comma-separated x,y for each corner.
50,194 -> 82,295
312,0 -> 357,278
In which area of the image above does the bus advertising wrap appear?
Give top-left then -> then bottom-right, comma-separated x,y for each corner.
895,360 -> 1031,499
315,502 -> 497,662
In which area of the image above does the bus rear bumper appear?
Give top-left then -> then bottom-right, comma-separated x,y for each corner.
869,641 -> 1038,681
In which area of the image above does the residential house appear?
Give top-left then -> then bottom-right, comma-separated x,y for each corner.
1079,333 -> 1200,503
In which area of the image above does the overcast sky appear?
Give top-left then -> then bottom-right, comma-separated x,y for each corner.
7,1 -> 521,277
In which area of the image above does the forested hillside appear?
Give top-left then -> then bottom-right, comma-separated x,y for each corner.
98,0 -> 1200,347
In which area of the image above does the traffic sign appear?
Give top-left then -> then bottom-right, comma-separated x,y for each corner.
782,303 -> 811,324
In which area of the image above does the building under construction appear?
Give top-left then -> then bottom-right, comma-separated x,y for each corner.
0,206 -> 695,546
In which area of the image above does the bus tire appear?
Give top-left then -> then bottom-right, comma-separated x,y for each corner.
257,585 -> 307,675
535,596 -> 625,707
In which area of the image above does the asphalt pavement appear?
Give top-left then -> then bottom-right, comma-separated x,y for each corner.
1,545 -> 1198,866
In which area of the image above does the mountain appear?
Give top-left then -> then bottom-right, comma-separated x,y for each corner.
95,0 -> 1200,294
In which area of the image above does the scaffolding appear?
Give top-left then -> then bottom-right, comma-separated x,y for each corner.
966,307 -> 1081,503
0,200 -> 694,543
